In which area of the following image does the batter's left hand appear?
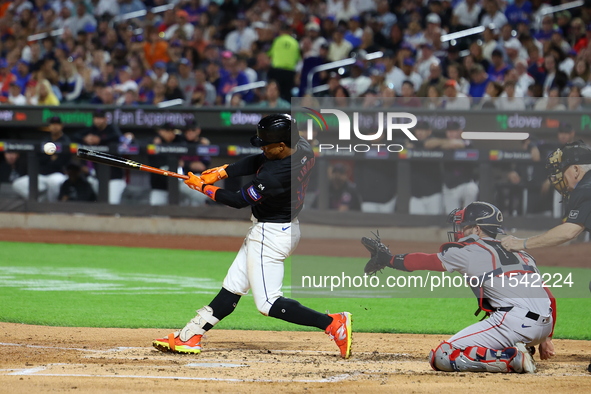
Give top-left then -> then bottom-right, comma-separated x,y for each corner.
500,235 -> 525,252
184,172 -> 206,192
538,338 -> 555,360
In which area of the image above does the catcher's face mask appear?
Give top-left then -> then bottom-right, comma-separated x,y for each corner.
447,208 -> 467,242
546,148 -> 569,197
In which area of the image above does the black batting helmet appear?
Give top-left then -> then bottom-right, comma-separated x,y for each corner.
447,201 -> 505,241
251,114 -> 297,147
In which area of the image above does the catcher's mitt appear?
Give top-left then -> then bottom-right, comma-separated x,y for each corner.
361,231 -> 393,275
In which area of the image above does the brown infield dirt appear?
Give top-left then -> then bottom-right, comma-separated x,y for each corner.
0,228 -> 590,393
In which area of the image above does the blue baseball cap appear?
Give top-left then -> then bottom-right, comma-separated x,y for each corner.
403,57 -> 415,66
154,61 -> 166,69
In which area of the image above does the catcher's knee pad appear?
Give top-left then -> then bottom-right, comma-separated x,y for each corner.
430,342 -> 530,373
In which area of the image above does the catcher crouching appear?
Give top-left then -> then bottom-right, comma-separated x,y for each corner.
361,201 -> 556,373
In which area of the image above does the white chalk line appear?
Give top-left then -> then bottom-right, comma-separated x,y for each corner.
1,365 -> 353,383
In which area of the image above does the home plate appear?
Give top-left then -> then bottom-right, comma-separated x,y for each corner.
186,363 -> 247,368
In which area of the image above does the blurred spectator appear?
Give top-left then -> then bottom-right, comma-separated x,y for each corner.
59,162 -> 97,202
0,152 -> 26,185
217,53 -> 252,104
12,116 -> 70,202
177,58 -> 196,103
164,10 -> 195,41
237,55 -> 257,84
514,59 -> 534,94
152,61 -> 169,84
299,42 -> 329,96
113,66 -> 138,97
566,85 -> 584,111
119,0 -> 146,15
7,81 -> 26,105
252,80 -> 290,109
375,0 -> 397,40
58,60 -> 84,102
14,60 -> 31,93
392,57 -> 422,95
192,67 -> 216,106
416,43 -> 440,81
0,59 -> 16,99
534,87 -> 566,110
64,1 -> 97,35
327,27 -> 353,62
488,49 -> 510,82
267,24 -> 300,101
453,0 -> 482,29
148,122 -> 184,206
304,22 -> 328,58
446,63 -> 470,95
505,0 -> 532,27
225,14 -> 256,55
425,85 -> 443,109
327,163 -> 362,212
27,79 -> 60,105
340,61 -> 371,98
143,27 -> 170,68
468,64 -> 491,98
397,81 -> 421,108
417,63 -> 447,97
480,0 -> 508,33
443,80 -> 470,110
73,109 -> 126,205
164,74 -> 185,102
405,121 -> 443,215
496,81 -> 526,110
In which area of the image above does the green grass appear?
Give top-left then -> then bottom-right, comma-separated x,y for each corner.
0,241 -> 589,340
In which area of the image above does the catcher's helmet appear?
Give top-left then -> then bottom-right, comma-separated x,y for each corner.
251,114 -> 297,147
447,201 -> 505,241
546,140 -> 591,197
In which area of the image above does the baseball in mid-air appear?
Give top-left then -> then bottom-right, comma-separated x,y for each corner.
43,142 -> 57,155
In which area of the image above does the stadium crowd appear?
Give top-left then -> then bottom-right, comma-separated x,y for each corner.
1,0 -> 590,213
0,0 -> 590,109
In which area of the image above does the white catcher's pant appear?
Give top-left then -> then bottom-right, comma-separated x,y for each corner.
448,306 -> 553,350
222,216 -> 300,315
12,173 -> 67,202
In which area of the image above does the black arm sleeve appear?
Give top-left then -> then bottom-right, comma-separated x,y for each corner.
213,188 -> 251,209
225,154 -> 265,178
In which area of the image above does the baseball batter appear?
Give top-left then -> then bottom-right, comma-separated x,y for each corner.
362,201 -> 556,373
153,114 -> 352,359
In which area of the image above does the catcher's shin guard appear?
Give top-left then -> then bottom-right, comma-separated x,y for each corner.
429,342 -> 535,373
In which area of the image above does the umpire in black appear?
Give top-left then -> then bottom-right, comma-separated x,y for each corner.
502,140 -> 591,370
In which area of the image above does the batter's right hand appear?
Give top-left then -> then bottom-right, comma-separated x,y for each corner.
200,164 -> 228,184
184,172 -> 206,192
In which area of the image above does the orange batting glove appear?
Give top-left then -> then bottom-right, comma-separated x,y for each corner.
184,172 -> 206,192
200,164 -> 228,184
184,172 -> 220,200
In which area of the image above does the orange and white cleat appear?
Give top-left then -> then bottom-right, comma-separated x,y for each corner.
153,332 -> 203,354
325,312 -> 352,359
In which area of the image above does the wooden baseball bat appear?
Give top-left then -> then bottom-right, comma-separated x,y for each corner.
77,148 -> 189,180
